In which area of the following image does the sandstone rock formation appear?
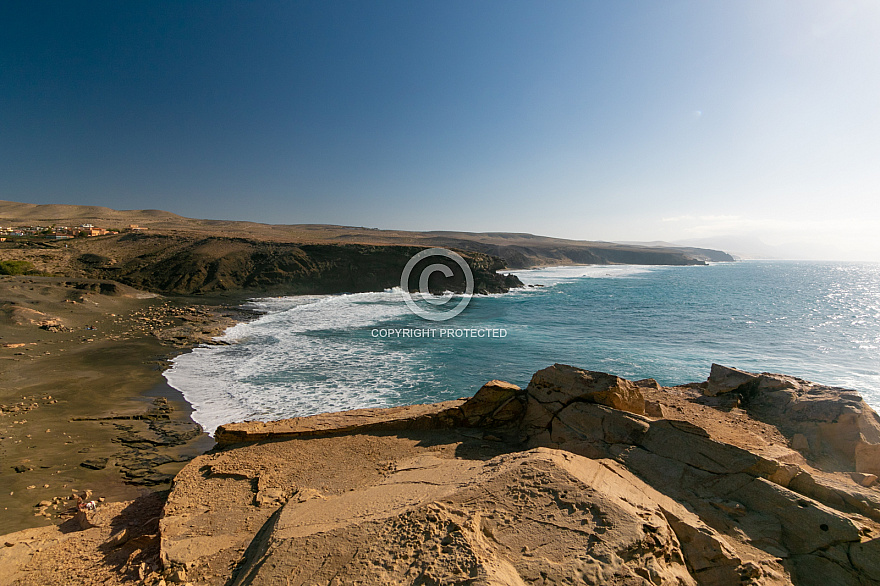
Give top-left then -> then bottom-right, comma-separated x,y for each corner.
705,363 -> 880,476
227,449 -> 700,585
158,365 -> 880,585
2,364 -> 879,585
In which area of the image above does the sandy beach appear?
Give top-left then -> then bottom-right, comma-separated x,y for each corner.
0,275 -> 245,533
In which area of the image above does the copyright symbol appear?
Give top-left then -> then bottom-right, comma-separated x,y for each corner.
400,248 -> 474,321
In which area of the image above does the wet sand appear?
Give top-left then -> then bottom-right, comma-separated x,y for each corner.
0,276 -> 243,532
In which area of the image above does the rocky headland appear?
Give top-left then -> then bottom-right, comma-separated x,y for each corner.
3,234 -> 523,297
73,235 -> 524,296
0,200 -> 732,277
3,363 -> 879,585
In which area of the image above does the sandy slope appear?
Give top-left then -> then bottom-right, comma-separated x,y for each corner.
0,276 -> 246,534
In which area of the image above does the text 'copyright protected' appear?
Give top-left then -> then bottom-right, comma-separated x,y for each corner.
372,328 -> 508,338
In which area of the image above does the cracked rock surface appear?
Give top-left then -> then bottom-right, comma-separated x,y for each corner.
3,363 -> 880,585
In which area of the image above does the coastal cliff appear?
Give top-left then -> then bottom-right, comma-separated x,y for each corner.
414,234 -> 734,268
3,364 -> 878,585
0,233 -> 522,296
72,234 -> 522,296
0,200 -> 731,277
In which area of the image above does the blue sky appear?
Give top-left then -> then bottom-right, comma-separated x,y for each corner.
2,1 -> 879,260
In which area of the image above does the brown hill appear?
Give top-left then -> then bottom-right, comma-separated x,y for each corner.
0,200 -> 734,269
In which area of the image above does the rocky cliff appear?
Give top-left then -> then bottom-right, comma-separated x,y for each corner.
72,234 -> 522,296
4,364 -> 876,585
417,234 -> 732,268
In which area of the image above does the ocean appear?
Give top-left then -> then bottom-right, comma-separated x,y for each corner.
164,260 -> 880,435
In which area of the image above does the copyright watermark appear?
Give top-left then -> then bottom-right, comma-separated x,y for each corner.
372,328 -> 508,338
400,248 -> 474,321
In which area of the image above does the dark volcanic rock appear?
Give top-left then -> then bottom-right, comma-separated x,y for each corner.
79,234 -> 522,296
80,458 -> 109,470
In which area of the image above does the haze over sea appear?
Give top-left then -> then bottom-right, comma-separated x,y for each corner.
165,260 -> 880,435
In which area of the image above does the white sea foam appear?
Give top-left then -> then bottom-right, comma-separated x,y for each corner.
166,268 -> 660,434
164,290 -> 440,434
165,261 -> 880,434
510,264 -> 657,287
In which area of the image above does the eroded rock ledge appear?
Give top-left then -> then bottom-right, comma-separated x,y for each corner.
169,364 -> 880,586
3,364 -> 880,585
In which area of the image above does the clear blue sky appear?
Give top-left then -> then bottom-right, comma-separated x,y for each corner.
2,1 -> 879,259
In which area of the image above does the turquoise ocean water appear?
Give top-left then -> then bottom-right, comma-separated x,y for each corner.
164,260 -> 880,434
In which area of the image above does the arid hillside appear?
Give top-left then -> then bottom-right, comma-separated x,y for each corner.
0,233 -> 520,296
0,200 -> 733,269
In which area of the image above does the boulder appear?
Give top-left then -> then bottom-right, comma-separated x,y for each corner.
850,471 -> 878,487
525,364 -> 645,414
634,378 -> 662,391
106,528 -> 131,548
856,441 -> 880,476
458,380 -> 523,426
644,400 -> 666,418
707,365 -> 880,475
706,363 -> 759,396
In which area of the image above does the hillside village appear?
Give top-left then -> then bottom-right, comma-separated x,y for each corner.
0,224 -> 147,241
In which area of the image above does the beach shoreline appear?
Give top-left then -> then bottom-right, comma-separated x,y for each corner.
0,275 -> 249,533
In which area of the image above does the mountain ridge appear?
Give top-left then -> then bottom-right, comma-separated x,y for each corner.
0,200 -> 734,268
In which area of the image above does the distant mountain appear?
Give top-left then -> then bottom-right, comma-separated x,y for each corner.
617,236 -> 843,261
0,200 -> 733,269
612,240 -> 736,263
670,236 -> 852,261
